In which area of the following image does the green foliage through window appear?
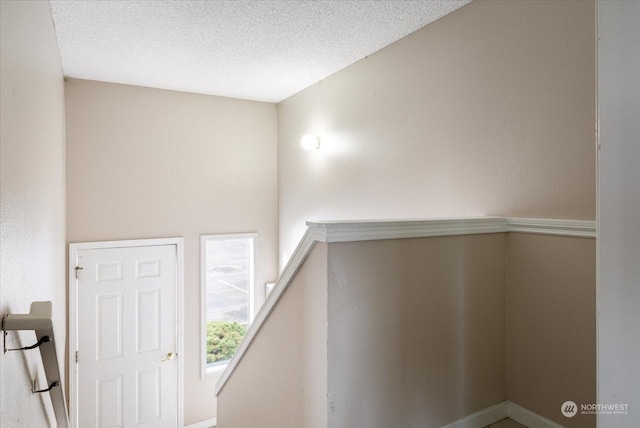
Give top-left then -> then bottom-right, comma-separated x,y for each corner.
206,320 -> 247,365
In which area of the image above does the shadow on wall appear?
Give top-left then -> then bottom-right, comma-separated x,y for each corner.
327,235 -> 507,427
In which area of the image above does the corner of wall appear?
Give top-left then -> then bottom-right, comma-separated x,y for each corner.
1,0 -> 67,426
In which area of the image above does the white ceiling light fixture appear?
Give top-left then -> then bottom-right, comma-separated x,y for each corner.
301,134 -> 321,151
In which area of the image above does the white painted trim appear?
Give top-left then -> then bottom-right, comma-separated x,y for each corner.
68,236 -> 184,250
439,401 -> 566,428
215,216 -> 596,395
307,217 -> 508,242
307,217 -> 596,241
506,218 -> 596,238
441,401 -> 507,428
507,401 -> 565,428
68,237 -> 185,428
176,239 -> 185,428
68,246 -> 79,428
184,417 -> 216,428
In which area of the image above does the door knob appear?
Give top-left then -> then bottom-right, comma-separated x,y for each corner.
161,352 -> 175,362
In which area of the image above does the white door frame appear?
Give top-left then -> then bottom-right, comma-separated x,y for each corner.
69,237 -> 184,428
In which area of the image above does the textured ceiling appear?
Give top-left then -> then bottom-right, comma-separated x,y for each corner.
50,0 -> 471,103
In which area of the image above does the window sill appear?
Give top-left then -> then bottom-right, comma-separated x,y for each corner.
203,364 -> 228,380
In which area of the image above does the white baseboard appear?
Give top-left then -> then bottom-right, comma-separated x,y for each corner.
184,417 -> 216,428
442,401 -> 565,428
507,402 -> 564,428
441,402 -> 507,428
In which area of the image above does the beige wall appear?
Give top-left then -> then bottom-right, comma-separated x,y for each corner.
64,79 -> 278,424
0,1 -> 67,426
327,235 -> 506,427
218,229 -> 596,426
217,243 -> 328,428
507,233 -> 596,427
278,0 -> 596,267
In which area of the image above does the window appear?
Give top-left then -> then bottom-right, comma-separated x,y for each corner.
201,233 -> 256,377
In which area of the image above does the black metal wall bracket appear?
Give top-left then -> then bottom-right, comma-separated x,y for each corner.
1,303 -> 69,427
2,315 -> 8,354
32,380 -> 60,394
2,315 -> 51,354
5,333 -> 51,353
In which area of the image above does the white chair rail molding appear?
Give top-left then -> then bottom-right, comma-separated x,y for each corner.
215,216 -> 596,428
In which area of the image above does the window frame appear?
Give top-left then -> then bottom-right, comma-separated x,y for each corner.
200,232 -> 257,379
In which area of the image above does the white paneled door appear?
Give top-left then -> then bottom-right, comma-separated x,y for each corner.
73,242 -> 180,428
